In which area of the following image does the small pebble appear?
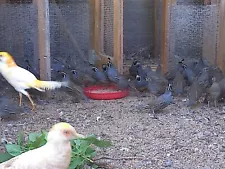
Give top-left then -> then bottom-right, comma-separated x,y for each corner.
120,147 -> 129,152
165,159 -> 173,167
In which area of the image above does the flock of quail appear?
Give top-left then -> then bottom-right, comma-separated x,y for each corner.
129,56 -> 225,117
1,55 -> 225,119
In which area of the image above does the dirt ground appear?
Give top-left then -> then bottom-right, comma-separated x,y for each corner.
1,86 -> 225,169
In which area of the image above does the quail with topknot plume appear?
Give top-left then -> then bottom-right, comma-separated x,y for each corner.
139,84 -> 173,118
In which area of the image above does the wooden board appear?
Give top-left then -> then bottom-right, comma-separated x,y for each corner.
216,0 -> 225,73
113,0 -> 123,73
160,0 -> 176,74
33,0 -> 51,96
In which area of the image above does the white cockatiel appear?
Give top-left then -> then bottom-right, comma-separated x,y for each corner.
0,122 -> 84,169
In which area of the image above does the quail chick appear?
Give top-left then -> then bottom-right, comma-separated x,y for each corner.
198,67 -> 212,89
187,79 -> 203,107
207,77 -> 221,107
172,71 -> 185,96
181,62 -> 195,85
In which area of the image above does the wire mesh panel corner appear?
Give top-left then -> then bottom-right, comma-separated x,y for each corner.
0,0 -> 38,69
167,0 -> 220,69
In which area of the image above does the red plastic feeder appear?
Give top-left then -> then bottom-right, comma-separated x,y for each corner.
83,84 -> 129,100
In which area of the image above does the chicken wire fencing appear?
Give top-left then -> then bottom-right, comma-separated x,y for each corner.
0,0 -> 91,80
123,0 -> 155,63
167,0 -> 220,68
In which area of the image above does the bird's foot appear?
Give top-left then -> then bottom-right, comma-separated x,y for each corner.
31,104 -> 36,111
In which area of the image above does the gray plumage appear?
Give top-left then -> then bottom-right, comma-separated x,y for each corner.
207,77 -> 221,107
147,78 -> 166,96
115,75 -> 129,90
129,60 -> 139,77
140,84 -> 173,118
172,71 -> 185,96
187,79 -> 203,107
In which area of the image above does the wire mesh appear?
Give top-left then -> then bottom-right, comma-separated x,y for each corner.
168,1 -> 220,68
0,0 -> 91,77
0,0 -> 38,67
49,0 -> 90,70
123,0 -> 154,62
101,0 -> 114,57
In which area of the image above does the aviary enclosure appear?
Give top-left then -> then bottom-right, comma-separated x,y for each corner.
1,0 -> 225,168
0,0 -> 224,78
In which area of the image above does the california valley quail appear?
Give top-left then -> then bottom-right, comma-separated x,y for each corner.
193,57 -> 205,76
107,60 -> 120,83
141,84 -> 173,118
71,69 -> 96,86
181,62 -> 195,85
135,75 -> 148,92
91,67 -> 108,84
129,60 -> 139,77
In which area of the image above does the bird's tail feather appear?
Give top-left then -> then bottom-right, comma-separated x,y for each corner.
33,80 -> 68,91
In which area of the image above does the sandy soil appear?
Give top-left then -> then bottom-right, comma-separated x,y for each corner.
1,86 -> 225,169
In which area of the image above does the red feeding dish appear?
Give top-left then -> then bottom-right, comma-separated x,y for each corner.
83,84 -> 129,100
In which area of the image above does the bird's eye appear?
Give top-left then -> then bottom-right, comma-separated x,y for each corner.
72,70 -> 76,74
63,130 -> 70,135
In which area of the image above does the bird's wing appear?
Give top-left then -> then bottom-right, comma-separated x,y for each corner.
0,146 -> 46,169
0,156 -> 18,168
6,66 -> 37,84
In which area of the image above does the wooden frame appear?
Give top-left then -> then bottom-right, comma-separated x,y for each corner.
33,0 -> 51,82
154,0 -> 159,58
216,0 -> 225,73
91,0 -> 123,73
113,0 -> 123,73
160,0 -> 176,74
202,0 -> 218,64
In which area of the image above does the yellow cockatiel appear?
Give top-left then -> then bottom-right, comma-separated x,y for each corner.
0,52 -> 68,110
0,122 -> 84,169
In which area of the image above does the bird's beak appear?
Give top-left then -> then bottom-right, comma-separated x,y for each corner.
73,131 -> 85,139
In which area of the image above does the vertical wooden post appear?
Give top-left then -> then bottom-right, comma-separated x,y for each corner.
33,0 -> 51,82
113,0 -> 123,73
154,0 -> 159,58
160,0 -> 176,74
89,0 -> 95,51
216,0 -> 225,73
93,0 -> 101,55
202,0 -> 218,64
